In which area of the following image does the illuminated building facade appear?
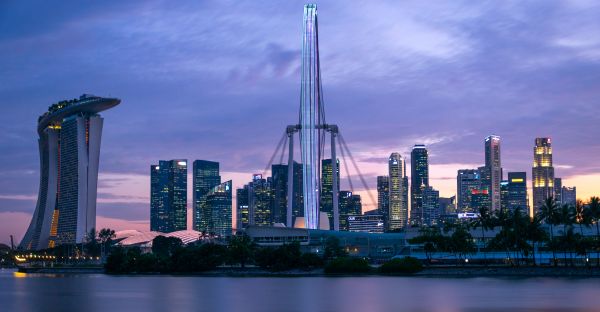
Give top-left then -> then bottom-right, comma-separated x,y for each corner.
20,95 -> 120,249
236,186 -> 250,230
484,135 -> 502,211
554,178 -> 563,205
204,180 -> 232,237
388,153 -> 409,230
377,176 -> 390,226
150,159 -> 188,233
457,169 -> 481,213
507,172 -> 528,212
532,138 -> 554,212
321,159 -> 340,229
192,160 -> 221,232
299,4 -> 324,229
248,174 -> 273,227
561,186 -> 576,206
410,145 -> 429,225
422,186 -> 440,226
339,191 -> 361,231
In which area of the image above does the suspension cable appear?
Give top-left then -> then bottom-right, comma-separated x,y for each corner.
263,131 -> 288,177
338,133 -> 377,208
337,134 -> 354,192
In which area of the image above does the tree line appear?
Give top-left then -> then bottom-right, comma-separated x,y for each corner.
410,196 -> 600,267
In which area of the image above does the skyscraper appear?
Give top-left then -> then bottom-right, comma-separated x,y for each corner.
422,186 -> 440,226
20,95 -> 120,250
532,138 -> 554,212
150,159 -> 187,233
554,178 -> 563,205
377,176 -> 390,226
500,180 -> 509,211
321,159 -> 340,229
410,145 -> 429,226
204,180 -> 232,237
339,191 -> 361,231
248,174 -> 272,226
388,153 -> 409,230
507,172 -> 528,212
271,164 -> 288,225
192,160 -> 220,232
236,186 -> 249,230
561,186 -> 576,206
484,135 -> 502,211
457,169 -> 481,213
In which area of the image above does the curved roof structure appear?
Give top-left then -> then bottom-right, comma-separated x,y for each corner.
116,230 -> 204,247
37,94 -> 120,134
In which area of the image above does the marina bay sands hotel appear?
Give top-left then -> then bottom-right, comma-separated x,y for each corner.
19,95 -> 120,250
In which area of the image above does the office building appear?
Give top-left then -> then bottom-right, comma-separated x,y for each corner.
457,169 -> 481,213
204,180 -> 232,237
484,135 -> 502,211
192,160 -> 220,232
248,174 -> 273,226
347,213 -> 385,233
532,138 -> 555,212
377,176 -> 390,226
236,186 -> 250,230
500,180 -> 509,212
388,153 -> 409,231
339,191 -> 362,231
561,186 -> 577,206
470,189 -> 490,211
321,159 -> 340,229
439,196 -> 456,214
507,172 -> 528,212
20,95 -> 121,249
150,159 -> 188,233
422,186 -> 440,226
410,145 -> 429,226
554,178 -> 563,205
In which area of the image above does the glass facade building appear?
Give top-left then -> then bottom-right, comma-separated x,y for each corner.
532,138 -> 554,212
507,172 -> 528,212
192,160 -> 221,232
150,159 -> 187,233
320,159 -> 340,229
388,153 -> 409,231
204,180 -> 232,237
457,169 -> 481,213
339,191 -> 362,231
484,135 -> 502,211
377,176 -> 390,227
410,145 -> 429,226
20,95 -> 120,249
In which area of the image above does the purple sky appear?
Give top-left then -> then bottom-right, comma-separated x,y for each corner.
1,0 -> 600,244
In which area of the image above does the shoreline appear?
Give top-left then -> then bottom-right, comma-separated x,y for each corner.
15,266 -> 600,278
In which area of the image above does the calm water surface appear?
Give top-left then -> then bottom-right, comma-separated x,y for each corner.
2,269 -> 600,312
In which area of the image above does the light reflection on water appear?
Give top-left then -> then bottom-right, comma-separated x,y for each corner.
2,269 -> 600,312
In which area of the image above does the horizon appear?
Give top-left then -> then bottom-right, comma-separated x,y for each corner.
2,0 -> 600,244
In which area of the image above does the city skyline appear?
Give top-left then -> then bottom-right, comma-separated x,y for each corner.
2,1 -> 600,244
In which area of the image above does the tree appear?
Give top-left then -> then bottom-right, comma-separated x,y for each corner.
152,236 -> 183,258
445,224 -> 476,266
408,226 -> 444,265
589,197 -> 600,267
525,215 -> 547,266
323,236 -> 347,260
538,197 -> 559,265
227,234 -> 256,269
471,207 -> 494,265
98,228 -> 116,260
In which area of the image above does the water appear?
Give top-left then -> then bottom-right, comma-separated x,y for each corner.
2,269 -> 600,312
